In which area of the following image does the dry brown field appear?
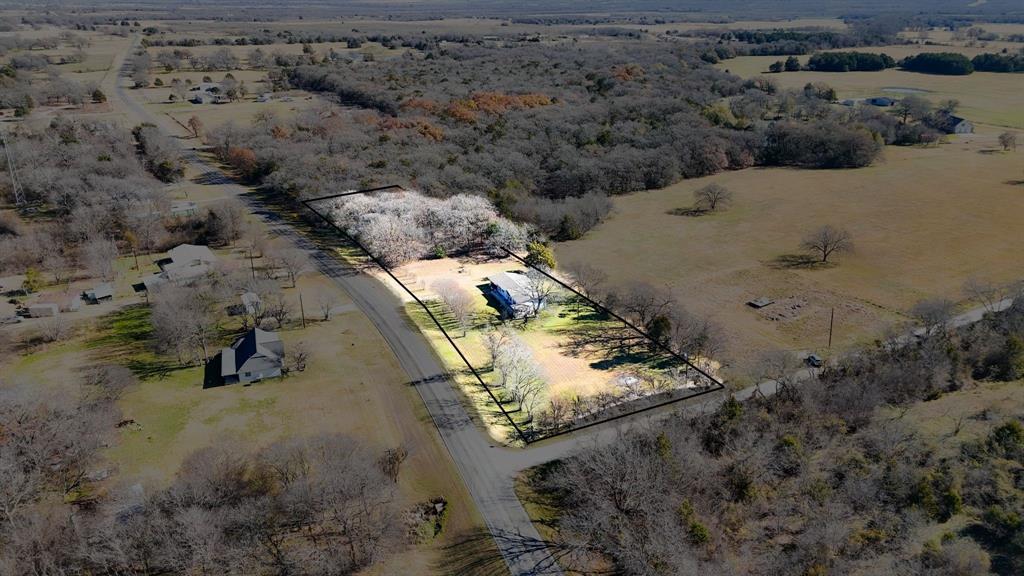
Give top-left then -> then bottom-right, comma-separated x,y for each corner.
555,130 -> 1024,379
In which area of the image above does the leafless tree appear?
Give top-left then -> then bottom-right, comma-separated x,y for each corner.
187,115 -> 204,139
801,225 -> 853,263
999,131 -> 1018,152
315,289 -> 339,321
963,277 -> 1007,314
693,183 -> 733,212
264,291 -> 292,329
288,340 -> 309,372
433,279 -> 475,336
378,446 -> 408,483
911,298 -> 955,336
82,238 -> 119,281
151,283 -> 217,364
271,246 -> 307,288
524,269 -> 558,320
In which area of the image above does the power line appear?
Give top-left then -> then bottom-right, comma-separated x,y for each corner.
0,125 -> 25,207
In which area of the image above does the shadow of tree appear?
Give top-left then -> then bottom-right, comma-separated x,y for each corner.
433,529 -> 511,576
667,206 -> 709,217
86,304 -> 183,380
768,253 -> 835,270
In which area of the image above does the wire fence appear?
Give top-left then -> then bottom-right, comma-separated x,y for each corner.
303,189 -> 726,444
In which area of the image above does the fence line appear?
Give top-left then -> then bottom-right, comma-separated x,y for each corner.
303,189 -> 726,444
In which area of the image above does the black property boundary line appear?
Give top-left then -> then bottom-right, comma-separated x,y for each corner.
302,188 -> 726,445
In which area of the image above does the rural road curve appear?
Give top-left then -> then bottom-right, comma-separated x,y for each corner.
112,37 -> 567,575
110,36 -> 1018,575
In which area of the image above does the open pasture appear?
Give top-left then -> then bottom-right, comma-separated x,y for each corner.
555,133 -> 1024,376
718,46 -> 1024,128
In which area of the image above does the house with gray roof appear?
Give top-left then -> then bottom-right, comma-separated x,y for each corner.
487,271 -> 545,319
84,283 -> 114,304
219,328 -> 284,384
135,244 -> 219,293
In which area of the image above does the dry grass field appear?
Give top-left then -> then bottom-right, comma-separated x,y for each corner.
717,45 -> 1024,128
0,254 -> 498,574
555,131 -> 1024,378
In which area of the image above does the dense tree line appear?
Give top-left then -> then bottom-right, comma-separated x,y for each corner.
535,285 -> 1024,575
806,51 -> 896,71
972,50 -> 1024,73
208,39 -> 887,237
900,52 -> 975,75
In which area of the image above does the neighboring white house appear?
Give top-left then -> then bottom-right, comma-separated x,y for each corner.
136,244 -> 219,292
219,328 -> 284,384
487,271 -> 545,319
931,112 -> 974,134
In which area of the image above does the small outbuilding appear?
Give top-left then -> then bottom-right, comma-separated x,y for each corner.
84,283 -> 114,304
866,97 -> 896,107
27,303 -> 60,318
747,297 -> 775,309
219,328 -> 284,385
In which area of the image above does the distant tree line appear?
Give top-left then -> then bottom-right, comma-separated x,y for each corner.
971,50 -> 1024,73
900,52 -> 975,75
805,51 -> 896,71
208,39 -> 888,239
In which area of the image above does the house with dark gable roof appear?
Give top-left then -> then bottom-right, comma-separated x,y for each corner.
930,112 -> 974,134
219,328 -> 284,384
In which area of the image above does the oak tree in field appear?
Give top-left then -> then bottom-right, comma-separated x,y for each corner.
894,95 -> 932,125
187,115 -> 203,138
801,225 -> 853,263
999,131 -> 1018,151
693,183 -> 733,212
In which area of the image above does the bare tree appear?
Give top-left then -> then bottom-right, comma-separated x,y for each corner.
524,270 -> 558,320
315,289 -> 339,321
288,340 -> 309,372
187,115 -> 204,139
963,277 -> 1007,314
801,225 -> 853,264
272,247 -> 308,288
151,283 -> 217,364
911,298 -> 955,336
82,238 -> 119,281
264,291 -> 292,329
693,183 -> 733,212
433,279 -> 475,336
999,131 -> 1018,152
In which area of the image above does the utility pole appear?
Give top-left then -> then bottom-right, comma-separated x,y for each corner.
298,292 -> 306,329
0,126 -> 26,207
828,307 -> 835,349
248,249 -> 256,280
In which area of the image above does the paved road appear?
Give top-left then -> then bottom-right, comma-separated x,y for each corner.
111,38 -> 565,575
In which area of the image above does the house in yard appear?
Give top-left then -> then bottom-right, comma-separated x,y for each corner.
487,271 -> 545,319
135,243 -> 219,292
930,112 -> 974,134
219,328 -> 285,384
83,283 -> 114,304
